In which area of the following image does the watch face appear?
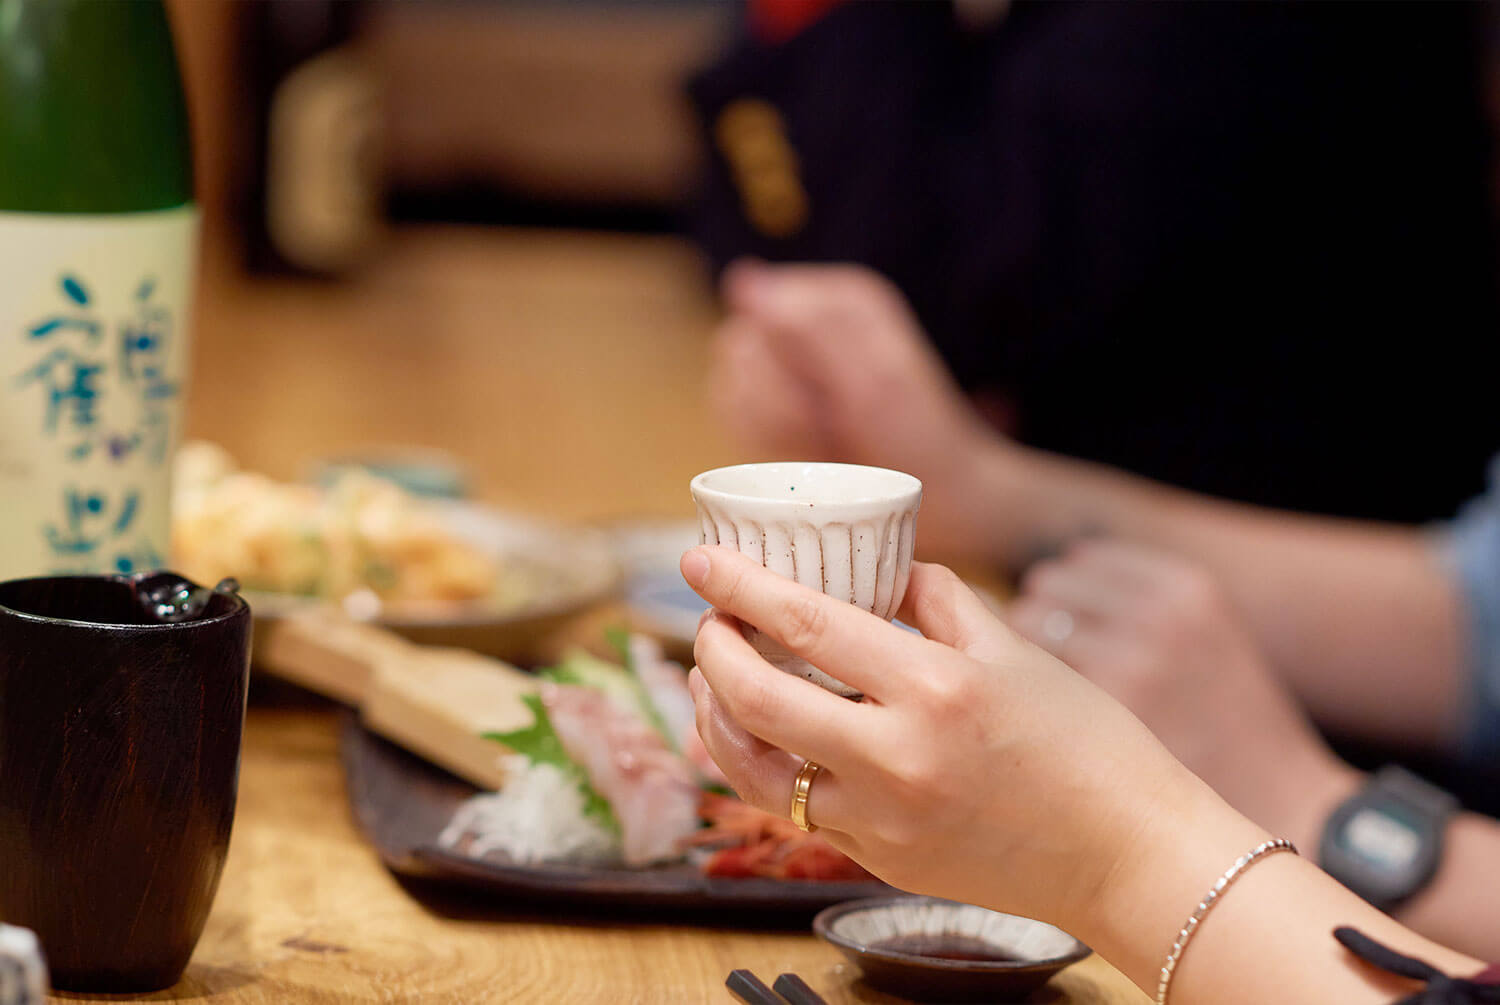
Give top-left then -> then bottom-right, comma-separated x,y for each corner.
1338,806 -> 1423,873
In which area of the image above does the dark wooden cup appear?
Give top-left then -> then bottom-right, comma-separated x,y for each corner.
0,574 -> 251,992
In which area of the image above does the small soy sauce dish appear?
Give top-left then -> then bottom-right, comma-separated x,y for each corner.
0,572 -> 250,992
813,895 -> 1092,1002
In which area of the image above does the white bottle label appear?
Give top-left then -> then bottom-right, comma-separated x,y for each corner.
0,206 -> 198,580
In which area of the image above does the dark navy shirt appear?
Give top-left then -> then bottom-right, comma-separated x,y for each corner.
690,1 -> 1500,523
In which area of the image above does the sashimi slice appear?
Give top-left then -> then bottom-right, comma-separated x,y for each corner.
628,635 -> 695,742
541,683 -> 702,866
627,634 -> 729,786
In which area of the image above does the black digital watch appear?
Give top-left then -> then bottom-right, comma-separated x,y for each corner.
1318,765 -> 1458,912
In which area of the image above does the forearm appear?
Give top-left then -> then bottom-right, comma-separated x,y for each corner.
1390,810 -> 1500,959
1081,774 -> 1482,1004
1175,852 -> 1481,1005
975,442 -> 1468,749
1264,756 -> 1500,961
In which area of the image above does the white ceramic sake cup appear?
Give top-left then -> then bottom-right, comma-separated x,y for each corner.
689,462 -> 922,697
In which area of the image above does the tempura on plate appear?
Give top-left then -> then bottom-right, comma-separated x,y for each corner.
171,441 -> 495,613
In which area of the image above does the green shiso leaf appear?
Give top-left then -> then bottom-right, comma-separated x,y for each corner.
604,625 -> 632,665
483,694 -> 619,833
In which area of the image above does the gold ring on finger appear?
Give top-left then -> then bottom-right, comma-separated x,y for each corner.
791,759 -> 822,833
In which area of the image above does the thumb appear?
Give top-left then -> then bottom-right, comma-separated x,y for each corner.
897,563 -> 1019,660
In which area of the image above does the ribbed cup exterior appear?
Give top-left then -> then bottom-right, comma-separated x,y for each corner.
693,502 -> 919,696
696,507 -> 918,619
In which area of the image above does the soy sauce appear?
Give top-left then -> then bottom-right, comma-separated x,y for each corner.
870,934 -> 1021,963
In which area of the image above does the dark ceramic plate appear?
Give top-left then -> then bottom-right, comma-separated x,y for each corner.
339,714 -> 891,916
814,895 -> 1092,1002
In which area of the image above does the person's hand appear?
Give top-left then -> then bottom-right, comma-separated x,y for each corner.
1007,540 -> 1361,852
708,260 -> 1009,559
679,544 -> 1261,938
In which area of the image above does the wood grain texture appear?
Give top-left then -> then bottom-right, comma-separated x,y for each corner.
182,227 -> 737,526
48,704 -> 1146,1004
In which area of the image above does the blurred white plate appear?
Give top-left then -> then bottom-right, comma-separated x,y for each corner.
607,520 -> 705,644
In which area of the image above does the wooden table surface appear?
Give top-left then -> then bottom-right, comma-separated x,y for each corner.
183,226 -> 740,525
51,700 -> 1147,1005
42,227 -> 1150,1002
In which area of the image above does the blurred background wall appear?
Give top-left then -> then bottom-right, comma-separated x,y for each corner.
169,0 -> 732,273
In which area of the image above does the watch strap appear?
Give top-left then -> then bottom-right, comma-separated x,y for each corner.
1371,765 -> 1459,822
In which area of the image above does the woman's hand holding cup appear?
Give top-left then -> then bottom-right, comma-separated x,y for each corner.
681,543 -> 1270,991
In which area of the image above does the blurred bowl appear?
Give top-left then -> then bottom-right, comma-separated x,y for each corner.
813,895 -> 1091,1002
308,447 -> 470,499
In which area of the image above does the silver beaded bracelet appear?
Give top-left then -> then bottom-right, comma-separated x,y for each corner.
1156,838 -> 1298,1005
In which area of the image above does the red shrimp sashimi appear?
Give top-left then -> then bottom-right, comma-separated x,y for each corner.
542,683 -> 702,866
691,791 -> 874,882
701,835 -> 874,882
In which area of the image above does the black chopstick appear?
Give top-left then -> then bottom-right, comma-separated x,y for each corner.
773,972 -> 829,1005
726,969 -> 786,1005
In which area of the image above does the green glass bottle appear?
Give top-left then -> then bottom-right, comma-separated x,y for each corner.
0,0 -> 197,579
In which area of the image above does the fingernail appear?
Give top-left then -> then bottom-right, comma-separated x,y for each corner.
697,607 -> 714,632
687,666 -> 704,698
681,548 -> 710,588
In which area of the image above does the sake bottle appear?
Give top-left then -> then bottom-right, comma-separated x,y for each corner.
0,0 -> 196,580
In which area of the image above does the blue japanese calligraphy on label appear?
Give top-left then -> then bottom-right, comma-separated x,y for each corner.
0,207 -> 198,579
43,486 -> 161,575
14,272 -> 182,466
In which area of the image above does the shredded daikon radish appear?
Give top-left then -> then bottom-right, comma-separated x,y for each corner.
438,755 -> 621,866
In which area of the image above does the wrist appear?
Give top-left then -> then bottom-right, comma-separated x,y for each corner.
1317,765 -> 1461,918
1079,768 -> 1272,994
963,440 -> 1058,571
1067,762 -> 1474,1003
1280,758 -> 1364,859
920,435 -> 1030,566
999,446 -> 1167,572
